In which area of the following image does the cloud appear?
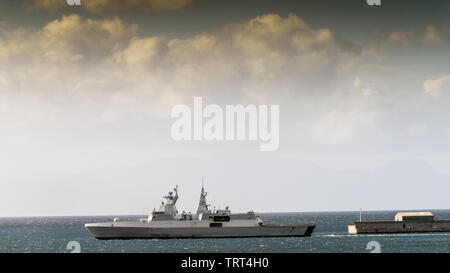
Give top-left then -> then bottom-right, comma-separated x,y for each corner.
424,75 -> 450,97
32,0 -> 194,13
369,25 -> 449,50
0,13 -> 430,151
0,14 -> 137,64
384,31 -> 415,46
423,25 -> 445,45
1,13 -> 360,95
2,13 -> 450,216
32,0 -> 66,12
110,14 -> 361,100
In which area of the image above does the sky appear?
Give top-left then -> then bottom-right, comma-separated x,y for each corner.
0,0 -> 450,216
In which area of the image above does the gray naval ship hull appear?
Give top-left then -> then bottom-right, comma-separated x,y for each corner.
85,222 -> 315,240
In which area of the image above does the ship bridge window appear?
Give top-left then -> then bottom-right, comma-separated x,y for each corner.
213,216 -> 230,222
209,223 -> 222,228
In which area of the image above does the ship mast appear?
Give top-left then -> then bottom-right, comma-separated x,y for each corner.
196,177 -> 210,218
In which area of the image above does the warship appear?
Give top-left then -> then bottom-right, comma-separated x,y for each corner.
348,211 -> 450,235
85,185 -> 315,239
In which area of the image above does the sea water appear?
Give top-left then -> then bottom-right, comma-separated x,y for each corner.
1,210 -> 449,253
